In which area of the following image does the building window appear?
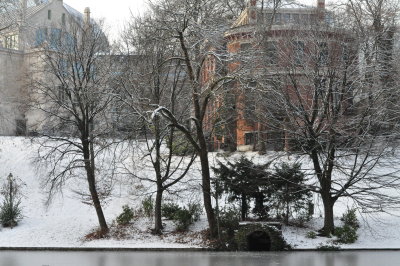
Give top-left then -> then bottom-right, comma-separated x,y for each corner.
266,130 -> 284,151
244,86 -> 257,123
15,119 -> 26,136
283,13 -> 290,24
310,14 -> 317,24
50,28 -> 61,49
266,41 -> 277,65
292,14 -> 300,24
293,41 -> 304,65
57,85 -> 67,103
342,44 -> 349,63
301,14 -> 309,24
265,13 -> 273,24
316,77 -> 327,94
240,43 -> 251,51
318,42 -> 328,65
35,27 -> 47,46
274,13 -> 281,24
245,132 -> 257,145
5,34 -> 18,49
62,13 -> 66,25
48,10 -> 52,20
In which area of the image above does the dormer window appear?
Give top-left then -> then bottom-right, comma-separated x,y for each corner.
48,10 -> 52,20
283,13 -> 290,24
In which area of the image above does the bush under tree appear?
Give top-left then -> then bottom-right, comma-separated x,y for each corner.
116,205 -> 135,225
0,173 -> 23,228
141,196 -> 154,218
334,208 -> 359,244
161,202 -> 202,231
271,162 -> 312,225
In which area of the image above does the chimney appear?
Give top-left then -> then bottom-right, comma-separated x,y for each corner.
249,0 -> 257,7
84,7 -> 91,25
20,0 -> 27,22
317,0 -> 325,9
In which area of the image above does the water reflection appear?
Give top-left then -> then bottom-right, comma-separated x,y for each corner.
0,251 -> 397,266
96,254 -> 106,266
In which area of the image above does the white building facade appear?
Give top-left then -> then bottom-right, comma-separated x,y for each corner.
0,0 -> 90,135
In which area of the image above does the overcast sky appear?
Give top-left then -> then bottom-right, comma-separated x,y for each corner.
64,0 -> 147,40
63,0 -> 333,40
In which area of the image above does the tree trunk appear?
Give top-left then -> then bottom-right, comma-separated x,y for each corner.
321,194 -> 335,236
241,194 -> 247,221
154,187 -> 163,234
285,184 -> 289,225
83,141 -> 108,234
285,201 -> 289,225
198,148 -> 217,238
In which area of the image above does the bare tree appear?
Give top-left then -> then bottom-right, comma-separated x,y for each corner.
254,15 -> 400,235
142,0 -> 240,238
29,17 -> 114,234
116,13 -> 197,234
344,0 -> 400,126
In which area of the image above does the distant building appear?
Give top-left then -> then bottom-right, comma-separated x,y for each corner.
204,0 -> 354,152
0,0 -> 91,135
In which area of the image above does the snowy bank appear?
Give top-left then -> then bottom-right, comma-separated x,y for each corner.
0,137 -> 399,249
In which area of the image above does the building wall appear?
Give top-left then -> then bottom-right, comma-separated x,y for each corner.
0,49 -> 25,135
0,0 -> 86,135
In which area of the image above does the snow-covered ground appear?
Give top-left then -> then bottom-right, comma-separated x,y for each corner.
0,136 -> 400,249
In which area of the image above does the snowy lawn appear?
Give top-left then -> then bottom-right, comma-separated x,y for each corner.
0,136 -> 400,249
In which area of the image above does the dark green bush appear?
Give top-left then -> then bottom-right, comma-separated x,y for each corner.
316,243 -> 341,251
334,225 -> 358,244
217,208 -> 241,241
162,203 -> 181,220
173,208 -> 193,231
116,205 -> 134,225
0,201 -> 22,228
168,132 -> 195,156
293,209 -> 312,227
142,196 -> 153,218
219,208 -> 240,232
0,174 -> 23,228
306,231 -> 317,239
162,202 -> 201,231
272,162 -> 312,225
334,208 -> 359,244
188,203 -> 202,222
340,208 -> 359,229
212,156 -> 272,221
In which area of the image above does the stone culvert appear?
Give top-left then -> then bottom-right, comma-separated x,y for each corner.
235,223 -> 290,251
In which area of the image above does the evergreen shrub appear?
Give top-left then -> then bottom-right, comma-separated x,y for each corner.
116,205 -> 134,225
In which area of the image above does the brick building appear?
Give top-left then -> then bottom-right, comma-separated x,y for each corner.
205,0 -> 353,152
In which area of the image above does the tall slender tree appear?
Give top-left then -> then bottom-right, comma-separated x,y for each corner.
117,13 -> 197,234
29,17 -> 114,234
145,0 -> 238,237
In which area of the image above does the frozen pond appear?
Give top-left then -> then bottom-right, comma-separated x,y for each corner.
0,250 -> 399,266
